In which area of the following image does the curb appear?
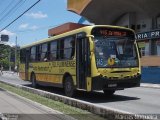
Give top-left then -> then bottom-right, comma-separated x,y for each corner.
0,80 -> 146,120
141,83 -> 160,89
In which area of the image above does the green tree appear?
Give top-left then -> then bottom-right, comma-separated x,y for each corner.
0,44 -> 19,71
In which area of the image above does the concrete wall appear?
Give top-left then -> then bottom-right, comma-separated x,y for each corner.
135,17 -> 152,32
141,56 -> 160,66
115,13 -> 130,27
157,17 -> 160,29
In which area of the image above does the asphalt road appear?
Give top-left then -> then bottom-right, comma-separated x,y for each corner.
0,71 -> 160,115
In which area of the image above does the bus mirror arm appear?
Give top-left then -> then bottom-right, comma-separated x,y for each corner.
136,41 -> 142,58
86,35 -> 95,52
86,35 -> 94,38
87,35 -> 95,52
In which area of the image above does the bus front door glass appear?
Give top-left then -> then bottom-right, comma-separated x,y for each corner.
76,37 -> 89,89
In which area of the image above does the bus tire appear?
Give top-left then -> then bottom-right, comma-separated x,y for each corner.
64,76 -> 76,97
31,73 -> 37,88
103,90 -> 115,96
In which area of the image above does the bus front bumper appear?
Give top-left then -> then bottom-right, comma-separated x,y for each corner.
92,75 -> 141,91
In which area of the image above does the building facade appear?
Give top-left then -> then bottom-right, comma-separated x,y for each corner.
114,12 -> 160,56
67,0 -> 160,58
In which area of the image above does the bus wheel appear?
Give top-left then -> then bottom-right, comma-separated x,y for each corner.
31,74 -> 37,88
64,76 -> 75,97
103,90 -> 115,96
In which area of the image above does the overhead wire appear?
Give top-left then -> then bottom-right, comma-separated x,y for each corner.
0,0 -> 17,16
0,0 -> 41,32
0,0 -> 27,25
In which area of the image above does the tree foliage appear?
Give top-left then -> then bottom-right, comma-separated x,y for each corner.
0,44 -> 19,70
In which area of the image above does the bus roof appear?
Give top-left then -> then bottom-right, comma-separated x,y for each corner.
20,25 -> 134,49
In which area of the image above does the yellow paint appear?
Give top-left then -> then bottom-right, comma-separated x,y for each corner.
98,67 -> 140,79
35,73 -> 61,84
89,37 -> 100,77
19,60 -> 76,85
86,77 -> 92,92
72,76 -> 76,86
19,72 -> 25,80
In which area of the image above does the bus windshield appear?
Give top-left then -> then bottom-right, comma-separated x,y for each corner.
91,27 -> 138,68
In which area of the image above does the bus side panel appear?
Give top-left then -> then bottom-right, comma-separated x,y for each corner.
19,64 -> 26,80
29,62 -> 60,83
29,61 -> 76,87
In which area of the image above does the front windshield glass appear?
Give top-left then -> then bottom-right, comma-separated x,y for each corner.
92,27 -> 138,68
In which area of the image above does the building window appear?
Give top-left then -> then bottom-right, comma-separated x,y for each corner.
137,25 -> 141,30
131,25 -> 135,30
142,24 -> 146,29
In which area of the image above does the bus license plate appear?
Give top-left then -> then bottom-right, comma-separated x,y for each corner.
108,84 -> 117,87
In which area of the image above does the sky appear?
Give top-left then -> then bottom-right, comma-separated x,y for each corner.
0,0 -> 89,46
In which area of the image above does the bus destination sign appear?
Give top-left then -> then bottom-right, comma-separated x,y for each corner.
92,27 -> 133,37
99,30 -> 127,37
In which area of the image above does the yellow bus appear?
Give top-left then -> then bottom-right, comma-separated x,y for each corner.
19,25 -> 141,97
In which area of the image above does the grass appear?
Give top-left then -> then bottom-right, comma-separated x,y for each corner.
0,82 -> 105,120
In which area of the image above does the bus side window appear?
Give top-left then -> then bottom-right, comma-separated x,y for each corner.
30,46 -> 36,62
36,45 -> 41,61
64,37 -> 75,59
41,43 -> 48,61
50,41 -> 57,60
70,38 -> 75,59
60,40 -> 64,59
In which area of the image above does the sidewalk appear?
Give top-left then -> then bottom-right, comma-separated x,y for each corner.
0,87 -> 75,120
141,83 -> 160,89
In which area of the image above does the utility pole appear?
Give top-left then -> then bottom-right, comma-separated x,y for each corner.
9,47 -> 11,71
15,36 -> 17,69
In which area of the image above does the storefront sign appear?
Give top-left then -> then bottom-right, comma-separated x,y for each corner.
0,34 -> 9,42
136,30 -> 160,40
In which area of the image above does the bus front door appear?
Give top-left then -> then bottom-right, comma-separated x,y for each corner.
76,38 -> 90,89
